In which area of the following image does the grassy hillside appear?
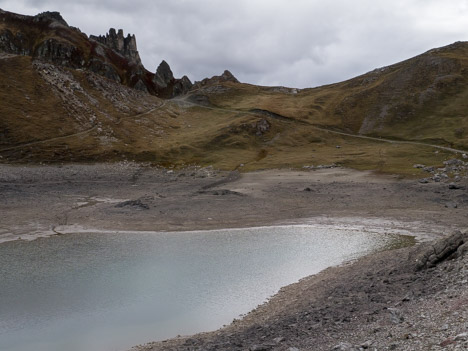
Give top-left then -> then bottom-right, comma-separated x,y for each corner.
1,35 -> 467,176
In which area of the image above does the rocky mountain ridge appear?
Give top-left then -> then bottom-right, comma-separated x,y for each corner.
0,9 -> 192,97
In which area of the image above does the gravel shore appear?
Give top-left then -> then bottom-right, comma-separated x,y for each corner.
0,163 -> 467,350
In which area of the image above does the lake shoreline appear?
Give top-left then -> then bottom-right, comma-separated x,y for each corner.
1,163 -> 467,350
134,230 -> 467,351
1,163 -> 466,244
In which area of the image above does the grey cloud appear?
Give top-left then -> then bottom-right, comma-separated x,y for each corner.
1,0 -> 468,88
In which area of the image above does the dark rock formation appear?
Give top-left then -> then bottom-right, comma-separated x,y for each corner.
172,75 -> 193,96
0,29 -> 31,55
90,28 -> 141,64
152,60 -> 193,98
87,58 -> 121,82
153,60 -> 174,88
35,38 -> 85,67
0,9 -> 193,98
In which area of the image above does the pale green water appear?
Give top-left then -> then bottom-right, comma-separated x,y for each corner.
0,225 -> 404,351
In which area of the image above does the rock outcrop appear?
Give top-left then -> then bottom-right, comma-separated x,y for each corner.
0,29 -> 31,56
194,69 -> 240,88
412,230 -> 468,270
90,28 -> 141,64
0,9 -> 192,98
152,60 -> 193,97
33,11 -> 69,26
153,60 -> 174,88
172,75 -> 193,97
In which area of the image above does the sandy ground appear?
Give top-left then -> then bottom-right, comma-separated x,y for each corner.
1,163 -> 467,350
0,163 -> 466,242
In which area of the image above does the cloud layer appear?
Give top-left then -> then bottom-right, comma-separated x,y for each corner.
1,0 -> 468,88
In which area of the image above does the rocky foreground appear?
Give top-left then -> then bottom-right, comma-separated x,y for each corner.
134,231 -> 468,351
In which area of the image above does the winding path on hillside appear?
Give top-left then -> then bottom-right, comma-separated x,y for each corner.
173,96 -> 468,155
0,102 -> 165,153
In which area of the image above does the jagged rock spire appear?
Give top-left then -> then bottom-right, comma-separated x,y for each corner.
90,28 -> 141,64
153,60 -> 174,88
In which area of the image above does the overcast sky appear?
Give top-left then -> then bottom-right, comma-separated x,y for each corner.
1,0 -> 468,88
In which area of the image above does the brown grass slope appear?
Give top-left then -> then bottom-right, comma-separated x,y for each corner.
199,42 -> 468,151
1,13 -> 467,175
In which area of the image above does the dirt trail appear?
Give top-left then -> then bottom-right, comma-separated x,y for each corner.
0,102 -> 165,152
174,96 -> 468,155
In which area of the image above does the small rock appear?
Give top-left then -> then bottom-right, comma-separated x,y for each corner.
423,166 -> 435,173
444,159 -> 464,166
331,342 -> 359,351
250,345 -> 272,351
419,178 -> 430,184
445,202 -> 458,208
401,293 -> 412,302
440,338 -> 455,347
413,164 -> 425,168
304,187 -> 312,192
360,340 -> 373,349
115,199 -> 149,210
388,307 -> 404,324
273,337 -> 285,344
455,332 -> 468,341
287,348 -> 300,351
449,183 -> 464,190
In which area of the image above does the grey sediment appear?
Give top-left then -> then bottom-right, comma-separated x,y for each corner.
0,163 -> 467,350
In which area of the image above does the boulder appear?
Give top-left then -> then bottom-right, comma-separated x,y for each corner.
412,231 -> 468,270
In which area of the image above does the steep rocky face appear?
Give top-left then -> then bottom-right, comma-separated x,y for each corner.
0,29 -> 31,55
0,9 -> 192,98
152,60 -> 193,98
153,60 -> 174,88
90,28 -> 141,64
35,38 -> 86,67
172,75 -> 193,97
